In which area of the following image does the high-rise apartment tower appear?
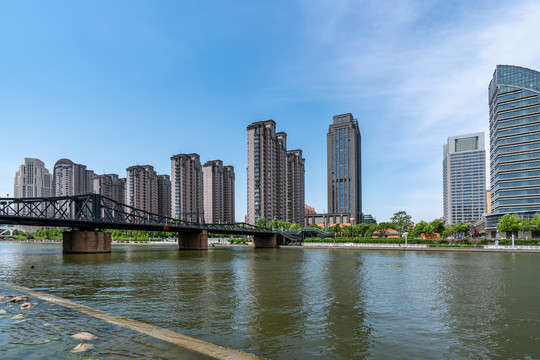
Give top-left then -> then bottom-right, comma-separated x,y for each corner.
126,165 -> 158,214
247,120 -> 304,225
286,149 -> 305,225
93,173 -> 126,204
157,174 -> 171,218
443,133 -> 487,224
171,153 -> 204,223
327,113 -> 362,224
203,160 -> 235,224
53,158 -> 94,196
223,165 -> 235,223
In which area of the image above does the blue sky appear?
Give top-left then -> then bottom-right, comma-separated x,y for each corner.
2,0 -> 540,223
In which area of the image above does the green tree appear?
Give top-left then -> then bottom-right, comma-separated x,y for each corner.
497,214 -> 521,239
518,218 -> 532,232
454,222 -> 470,237
530,214 -> 540,237
290,223 -> 302,230
353,224 -> 364,237
410,221 -> 428,237
329,224 -> 342,236
390,211 -> 412,235
430,220 -> 446,235
368,223 -> 378,238
256,217 -> 267,228
354,223 -> 376,238
442,224 -> 456,238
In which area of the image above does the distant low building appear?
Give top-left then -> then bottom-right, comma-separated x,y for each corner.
305,205 -> 316,215
305,213 -> 352,229
373,229 -> 400,238
363,213 -> 376,224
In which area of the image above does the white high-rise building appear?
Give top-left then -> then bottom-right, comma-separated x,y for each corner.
14,158 -> 52,198
443,132 -> 487,224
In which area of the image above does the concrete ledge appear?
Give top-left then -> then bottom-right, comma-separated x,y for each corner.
299,243 -> 540,253
63,231 -> 111,253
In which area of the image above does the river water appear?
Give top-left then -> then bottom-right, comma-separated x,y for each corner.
1,242 -> 540,359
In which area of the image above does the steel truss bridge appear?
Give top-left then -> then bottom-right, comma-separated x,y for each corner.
0,194 -> 274,236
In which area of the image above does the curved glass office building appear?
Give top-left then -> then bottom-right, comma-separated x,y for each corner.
487,65 -> 540,232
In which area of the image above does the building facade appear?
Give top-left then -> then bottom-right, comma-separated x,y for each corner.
486,65 -> 540,233
93,173 -> 126,204
14,158 -> 53,198
327,113 -> 362,224
171,153 -> 204,223
203,160 -> 235,224
53,158 -> 94,196
305,205 -> 317,215
247,120 -> 281,224
157,174 -> 171,218
223,165 -> 235,223
443,132 -> 487,224
203,160 -> 223,224
126,165 -> 158,214
286,149 -> 305,225
276,132 -> 288,221
247,120 -> 304,225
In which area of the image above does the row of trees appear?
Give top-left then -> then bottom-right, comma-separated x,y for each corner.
255,217 -> 303,230
497,213 -> 540,238
409,220 -> 471,238
305,210 -> 477,239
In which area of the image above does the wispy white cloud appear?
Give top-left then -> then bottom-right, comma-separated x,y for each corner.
298,0 -> 540,222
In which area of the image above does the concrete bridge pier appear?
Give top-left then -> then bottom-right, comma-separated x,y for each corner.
63,231 -> 112,253
178,230 -> 208,250
252,234 -> 280,248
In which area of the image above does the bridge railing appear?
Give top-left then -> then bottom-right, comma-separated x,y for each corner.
0,194 -> 200,228
0,195 -> 273,234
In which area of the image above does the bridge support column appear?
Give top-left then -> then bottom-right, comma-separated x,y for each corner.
178,230 -> 208,250
63,231 -> 111,253
252,234 -> 280,248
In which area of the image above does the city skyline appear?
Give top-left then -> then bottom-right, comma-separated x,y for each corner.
2,1 -> 540,223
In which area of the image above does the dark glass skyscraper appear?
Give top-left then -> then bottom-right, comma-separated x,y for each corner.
327,113 -> 362,224
486,65 -> 540,234
489,65 -> 540,214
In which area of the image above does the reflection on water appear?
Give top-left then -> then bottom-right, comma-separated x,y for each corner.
2,242 -> 540,359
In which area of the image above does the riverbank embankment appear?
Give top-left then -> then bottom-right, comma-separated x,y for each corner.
299,242 -> 540,253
